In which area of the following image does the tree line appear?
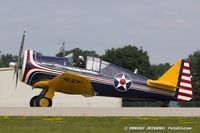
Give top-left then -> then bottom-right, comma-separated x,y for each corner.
0,54 -> 17,68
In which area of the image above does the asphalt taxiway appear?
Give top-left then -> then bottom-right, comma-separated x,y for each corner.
0,107 -> 199,116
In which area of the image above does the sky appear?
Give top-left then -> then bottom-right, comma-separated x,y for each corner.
0,0 -> 200,64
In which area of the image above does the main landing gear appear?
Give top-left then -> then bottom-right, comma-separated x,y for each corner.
30,95 -> 52,107
30,88 -> 54,107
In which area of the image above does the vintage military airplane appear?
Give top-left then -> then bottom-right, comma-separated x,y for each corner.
9,32 -> 193,107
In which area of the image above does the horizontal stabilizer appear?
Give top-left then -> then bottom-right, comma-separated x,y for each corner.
147,59 -> 182,92
147,80 -> 177,91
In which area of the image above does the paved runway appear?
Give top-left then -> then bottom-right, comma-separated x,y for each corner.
0,107 -> 200,116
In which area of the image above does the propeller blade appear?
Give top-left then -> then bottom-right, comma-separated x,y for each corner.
16,31 -> 25,70
13,67 -> 16,79
18,31 -> 25,62
15,69 -> 18,88
14,31 -> 26,88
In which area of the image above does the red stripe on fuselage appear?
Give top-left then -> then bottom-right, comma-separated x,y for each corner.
22,50 -> 32,82
22,50 -> 63,83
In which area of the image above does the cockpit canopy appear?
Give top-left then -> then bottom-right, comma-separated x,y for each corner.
35,52 -> 74,67
85,56 -> 147,81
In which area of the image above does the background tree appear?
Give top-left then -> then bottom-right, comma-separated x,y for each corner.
56,48 -> 99,63
188,50 -> 200,103
151,63 -> 171,80
0,54 -> 17,68
101,45 -> 154,78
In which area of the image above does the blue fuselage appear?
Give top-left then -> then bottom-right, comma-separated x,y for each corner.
21,50 -> 176,101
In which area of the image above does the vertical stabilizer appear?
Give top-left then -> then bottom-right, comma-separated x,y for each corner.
176,59 -> 192,101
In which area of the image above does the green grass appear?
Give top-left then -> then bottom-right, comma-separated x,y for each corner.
0,116 -> 199,133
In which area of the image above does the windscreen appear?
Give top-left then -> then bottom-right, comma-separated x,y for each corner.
35,52 -> 73,68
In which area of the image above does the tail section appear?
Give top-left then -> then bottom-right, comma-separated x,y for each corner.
176,59 -> 192,101
147,58 -> 192,102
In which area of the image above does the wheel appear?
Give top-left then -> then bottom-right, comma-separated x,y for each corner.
35,96 -> 52,107
30,95 -> 39,107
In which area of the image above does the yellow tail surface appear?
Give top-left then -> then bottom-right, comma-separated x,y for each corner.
147,58 -> 192,101
147,59 -> 182,91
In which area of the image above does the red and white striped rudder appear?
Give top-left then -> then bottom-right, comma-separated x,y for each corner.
176,59 -> 192,102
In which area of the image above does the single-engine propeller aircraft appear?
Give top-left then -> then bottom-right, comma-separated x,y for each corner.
9,32 -> 193,107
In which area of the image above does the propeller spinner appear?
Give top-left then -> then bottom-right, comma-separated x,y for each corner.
9,31 -> 26,87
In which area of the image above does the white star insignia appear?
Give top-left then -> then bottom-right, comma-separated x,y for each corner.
115,74 -> 131,90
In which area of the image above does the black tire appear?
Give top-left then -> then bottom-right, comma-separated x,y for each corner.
30,95 -> 39,107
35,96 -> 52,107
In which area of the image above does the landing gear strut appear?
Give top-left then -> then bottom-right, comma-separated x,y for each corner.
30,87 -> 54,107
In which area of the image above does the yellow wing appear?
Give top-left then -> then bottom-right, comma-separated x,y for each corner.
33,72 -> 95,98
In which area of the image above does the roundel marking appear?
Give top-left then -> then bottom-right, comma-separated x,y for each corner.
113,73 -> 132,92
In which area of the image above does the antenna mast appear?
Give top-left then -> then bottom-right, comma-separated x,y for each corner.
59,41 -> 65,57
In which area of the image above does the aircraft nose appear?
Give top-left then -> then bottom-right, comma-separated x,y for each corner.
9,62 -> 16,68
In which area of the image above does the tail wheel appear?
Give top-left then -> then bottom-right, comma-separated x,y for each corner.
35,96 -> 52,107
30,95 -> 39,107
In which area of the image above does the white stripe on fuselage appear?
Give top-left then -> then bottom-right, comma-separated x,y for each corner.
20,50 -> 28,81
24,50 -> 63,83
24,68 -> 62,84
30,50 -> 63,73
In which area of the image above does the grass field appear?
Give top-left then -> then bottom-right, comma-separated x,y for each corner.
0,116 -> 199,133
